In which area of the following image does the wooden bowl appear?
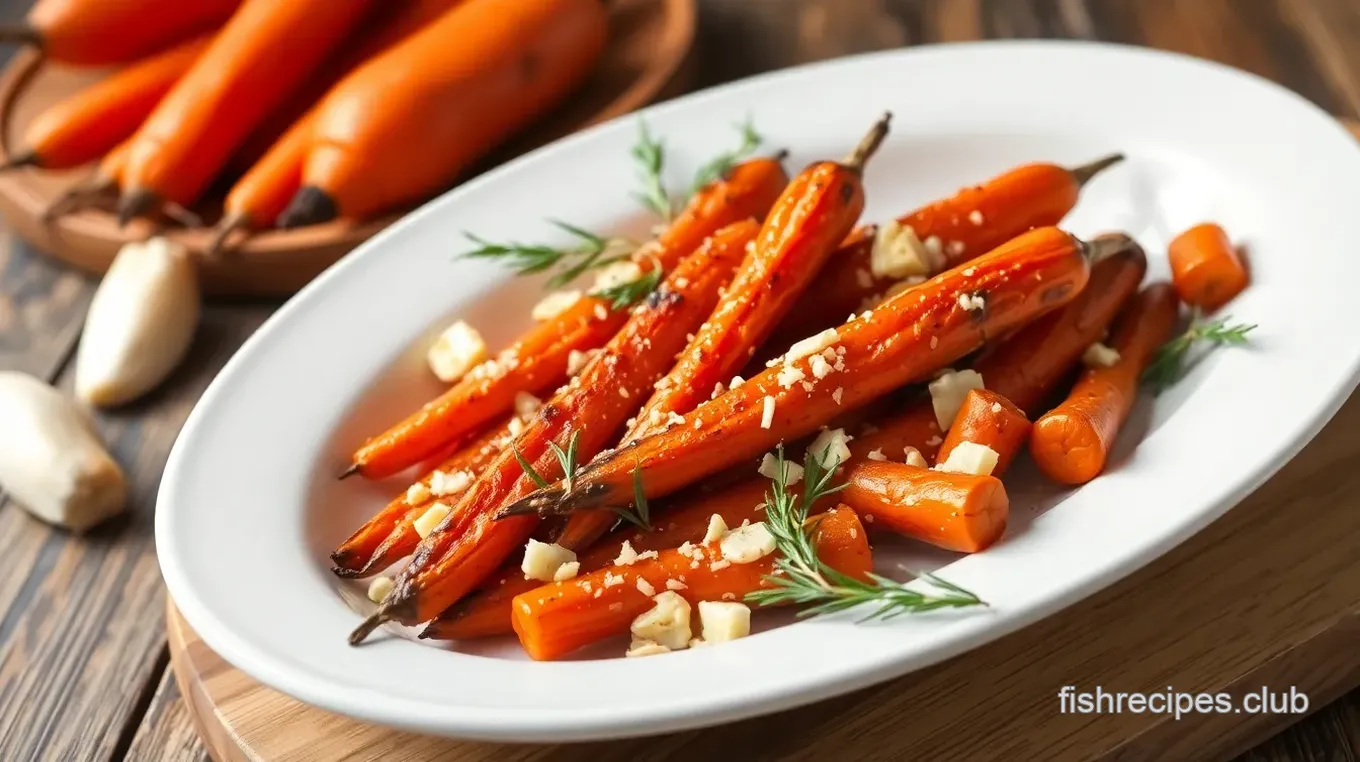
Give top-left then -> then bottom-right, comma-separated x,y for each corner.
0,0 -> 696,296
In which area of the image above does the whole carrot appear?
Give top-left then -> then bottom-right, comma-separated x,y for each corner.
349,221 -> 760,641
935,389 -> 1030,475
5,35 -> 210,172
841,461 -> 1007,552
117,0 -> 376,221
504,226 -> 1108,519
1167,223 -> 1248,313
279,0 -> 608,226
1029,284 -> 1180,485
511,506 -> 872,660
344,156 -> 789,480
551,115 -> 890,553
764,154 -> 1125,348
2,0 -> 238,67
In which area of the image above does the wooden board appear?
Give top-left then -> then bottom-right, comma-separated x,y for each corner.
0,0 -> 696,297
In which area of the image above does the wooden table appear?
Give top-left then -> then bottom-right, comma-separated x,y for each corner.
0,1 -> 1358,760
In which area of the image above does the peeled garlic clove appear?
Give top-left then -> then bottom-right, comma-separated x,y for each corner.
0,372 -> 126,530
75,237 -> 200,407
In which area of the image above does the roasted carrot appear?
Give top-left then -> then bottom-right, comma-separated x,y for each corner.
116,0 -> 376,221
4,0 -> 237,67
511,506 -> 872,660
842,462 -> 1006,552
279,0 -> 607,226
550,115 -> 890,554
504,226 -> 1108,520
935,389 -> 1031,475
763,154 -> 1125,349
331,416 -> 518,578
345,156 -> 789,480
422,478 -> 776,640
1029,284 -> 1180,485
849,236 -> 1146,463
5,35 -> 210,173
1167,223 -> 1248,313
348,221 -> 760,641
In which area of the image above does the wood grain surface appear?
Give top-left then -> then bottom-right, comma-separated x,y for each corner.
0,1 -> 1357,761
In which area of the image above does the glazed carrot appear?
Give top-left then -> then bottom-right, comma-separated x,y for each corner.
6,35 -> 210,172
422,478 -> 777,640
116,0 -> 376,220
550,115 -> 890,554
1030,283 -> 1180,485
349,221 -> 760,640
841,462 -> 1006,552
345,156 -> 790,480
3,0 -> 237,67
279,0 -> 607,226
511,506 -> 872,660
849,236 -> 1146,463
1167,223 -> 1248,313
764,154 -> 1125,349
331,416 -> 517,578
935,389 -> 1030,475
504,226 -> 1107,520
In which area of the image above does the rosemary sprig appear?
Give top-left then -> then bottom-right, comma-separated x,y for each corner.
746,446 -> 986,620
689,116 -> 762,196
513,445 -> 550,489
514,430 -> 580,491
631,121 -> 672,222
590,258 -> 664,309
1143,315 -> 1256,393
610,464 -> 654,532
460,221 -> 633,290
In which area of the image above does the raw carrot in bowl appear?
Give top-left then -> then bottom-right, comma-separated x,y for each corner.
840,461 -> 1008,553
1167,223 -> 1248,312
7,0 -> 238,67
1029,283 -> 1180,485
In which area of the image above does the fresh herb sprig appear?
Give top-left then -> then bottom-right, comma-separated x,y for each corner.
1143,315 -> 1256,393
590,259 -> 664,309
514,431 -> 581,491
609,464 -> 654,532
746,446 -> 986,620
461,221 -> 634,290
631,121 -> 673,222
689,116 -> 762,196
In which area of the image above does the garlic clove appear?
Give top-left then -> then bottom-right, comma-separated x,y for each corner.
0,372 -> 126,530
75,237 -> 200,407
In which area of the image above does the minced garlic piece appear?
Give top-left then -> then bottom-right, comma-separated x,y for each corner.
366,575 -> 394,604
553,561 -> 581,581
413,502 -> 452,539
429,469 -> 472,497
871,220 -> 943,279
699,601 -> 751,643
636,577 -> 656,597
521,539 -> 577,582
625,639 -> 671,657
776,365 -> 806,389
630,591 -> 691,650
514,391 -> 541,418
935,441 -> 1000,476
567,348 -> 597,376
614,540 -> 639,566
531,289 -> 582,321
760,396 -> 776,429
426,320 -> 488,383
405,481 -> 431,504
957,292 -> 986,312
758,452 -> 803,485
703,514 -> 729,545
866,448 -> 887,461
719,522 -> 777,564
807,428 -> 852,469
592,260 -> 644,291
786,328 -> 839,364
928,369 -> 985,431
1083,342 -> 1121,368
903,446 -> 928,468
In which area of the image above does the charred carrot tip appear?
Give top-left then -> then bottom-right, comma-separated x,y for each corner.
277,185 -> 338,229
0,150 -> 37,172
161,201 -> 202,228
348,610 -> 389,646
772,148 -> 791,162
116,188 -> 156,227
843,111 -> 892,171
206,210 -> 250,257
41,179 -> 113,223
0,24 -> 40,47
338,463 -> 360,480
1080,233 -> 1136,264
493,488 -> 564,520
1069,153 -> 1125,187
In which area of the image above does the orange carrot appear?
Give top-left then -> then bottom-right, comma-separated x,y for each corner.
764,154 -> 1124,349
1167,223 -> 1248,313
349,221 -> 760,640
117,0 -> 376,220
422,478 -> 775,640
849,236 -> 1146,463
8,0 -> 237,67
935,389 -> 1030,475
503,226 -> 1105,520
279,0 -> 607,226
8,35 -> 210,172
550,115 -> 890,554
345,156 -> 789,480
511,506 -> 872,660
1029,284 -> 1180,485
841,461 -> 1007,552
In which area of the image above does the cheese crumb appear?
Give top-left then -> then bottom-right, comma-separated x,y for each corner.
521,539 -> 578,582
666,411 -> 686,428
729,375 -> 745,389
405,482 -> 431,505
699,601 -> 751,642
426,321 -> 488,382
958,292 -> 987,312
709,559 -> 732,571
969,210 -> 985,225
615,540 -> 640,566
625,640 -> 671,657
928,368 -> 985,431
760,396 -> 776,429
1083,342 -> 1122,368
367,575 -> 394,604
786,328 -> 840,364
991,402 -> 1003,413
832,387 -> 844,405
703,514 -> 729,544
594,303 -> 608,321
924,235 -> 944,258
592,260 -> 644,291
871,220 -> 943,278
720,523 -> 777,564
567,348 -> 597,376
413,502 -> 452,539
603,571 -> 625,587
807,427 -> 852,469
777,365 -> 806,389
513,391 -> 541,419
666,579 -> 687,591
531,290 -> 582,321
758,452 -> 803,485
429,469 -> 473,497
809,353 -> 834,380
903,446 -> 928,468
636,577 -> 656,597
553,561 -> 581,581
947,240 -> 966,257
507,417 -> 526,437
935,441 -> 1000,476
866,448 -> 887,461
637,550 -> 659,561
630,591 -> 692,650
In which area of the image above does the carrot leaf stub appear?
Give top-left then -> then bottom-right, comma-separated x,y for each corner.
747,446 -> 987,620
